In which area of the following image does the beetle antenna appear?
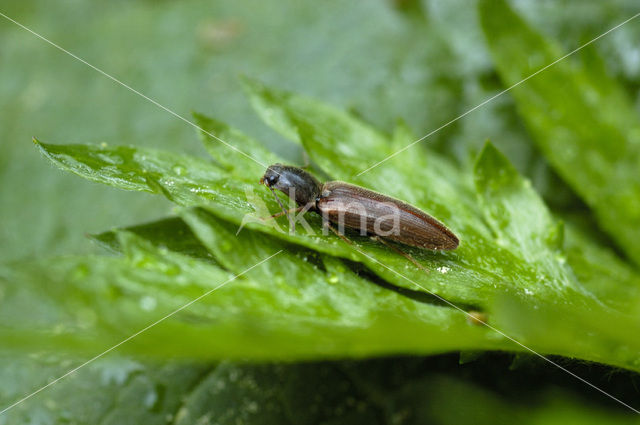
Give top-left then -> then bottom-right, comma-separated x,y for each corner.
268,187 -> 295,231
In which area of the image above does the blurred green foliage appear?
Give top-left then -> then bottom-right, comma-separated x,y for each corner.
2,0 -> 640,423
480,0 -> 640,266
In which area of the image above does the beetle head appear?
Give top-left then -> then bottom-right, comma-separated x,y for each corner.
260,164 -> 321,206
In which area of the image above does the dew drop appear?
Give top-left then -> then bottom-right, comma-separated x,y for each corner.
143,389 -> 158,408
140,296 -> 157,311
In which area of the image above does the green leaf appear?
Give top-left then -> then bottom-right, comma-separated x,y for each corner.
33,138 -> 280,234
0,355 -> 211,425
8,2 -> 640,422
33,136 -> 361,263
243,81 -> 591,301
239,86 -> 640,369
28,92 -> 640,373
474,142 -> 567,287
91,216 -> 215,262
2,356 -> 637,424
478,0 -> 640,266
563,219 -> 640,314
1,215 -> 502,360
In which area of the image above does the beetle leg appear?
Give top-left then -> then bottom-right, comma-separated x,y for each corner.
268,186 -> 296,231
371,236 -> 430,274
325,221 -> 355,246
262,205 -> 306,221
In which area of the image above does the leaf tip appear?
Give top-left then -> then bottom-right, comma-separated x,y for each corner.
473,141 -> 519,192
32,137 -> 44,151
239,76 -> 287,104
474,140 -> 502,171
192,111 -> 228,134
32,137 -> 52,158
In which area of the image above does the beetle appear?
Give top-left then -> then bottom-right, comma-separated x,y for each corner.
260,164 -> 459,250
